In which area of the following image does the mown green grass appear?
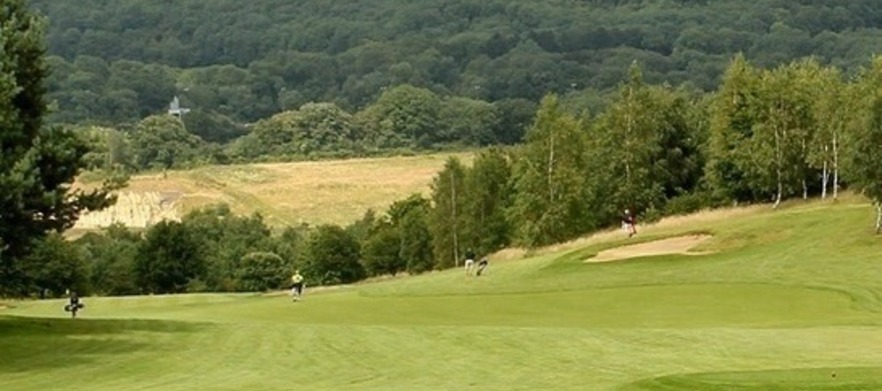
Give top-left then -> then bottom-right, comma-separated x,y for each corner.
4,197 -> 882,390
621,366 -> 882,390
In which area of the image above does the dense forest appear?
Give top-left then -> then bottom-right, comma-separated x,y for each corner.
30,0 -> 882,143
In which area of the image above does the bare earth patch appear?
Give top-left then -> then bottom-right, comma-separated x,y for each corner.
585,235 -> 712,263
73,191 -> 182,230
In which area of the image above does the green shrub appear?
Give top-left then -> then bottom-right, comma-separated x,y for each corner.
236,252 -> 288,292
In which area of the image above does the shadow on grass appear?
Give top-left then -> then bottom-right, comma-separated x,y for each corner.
0,315 -> 209,374
619,366 -> 882,391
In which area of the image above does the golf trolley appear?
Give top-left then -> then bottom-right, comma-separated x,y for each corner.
64,301 -> 85,318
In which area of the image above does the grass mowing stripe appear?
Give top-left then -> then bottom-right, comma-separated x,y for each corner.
620,366 -> 882,390
4,320 -> 882,390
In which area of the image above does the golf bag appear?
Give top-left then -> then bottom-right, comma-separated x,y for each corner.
476,259 -> 489,276
64,302 -> 85,314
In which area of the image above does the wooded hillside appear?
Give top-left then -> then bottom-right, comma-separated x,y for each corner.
31,0 -> 882,132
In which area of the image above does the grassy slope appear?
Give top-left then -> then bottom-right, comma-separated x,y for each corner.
73,152 -> 473,230
4,197 -> 882,390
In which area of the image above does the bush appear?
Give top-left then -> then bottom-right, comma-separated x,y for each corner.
186,278 -> 210,293
135,221 -> 205,294
24,234 -> 91,297
303,225 -> 364,285
236,252 -> 288,292
362,227 -> 404,277
663,191 -> 715,216
77,227 -> 141,296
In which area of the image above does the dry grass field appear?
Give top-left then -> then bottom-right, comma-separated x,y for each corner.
73,152 -> 473,231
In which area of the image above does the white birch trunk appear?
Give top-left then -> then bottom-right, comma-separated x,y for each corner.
774,126 -> 783,209
801,137 -> 808,200
774,178 -> 783,208
450,170 -> 459,267
876,203 -> 882,234
833,133 -> 839,199
548,133 -> 555,202
821,159 -> 828,199
625,92 -> 633,186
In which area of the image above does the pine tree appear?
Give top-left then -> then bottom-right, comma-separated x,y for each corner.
0,0 -> 119,294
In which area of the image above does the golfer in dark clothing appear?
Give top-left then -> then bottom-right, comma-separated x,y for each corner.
290,271 -> 305,301
64,291 -> 84,318
464,249 -> 476,275
622,209 -> 637,238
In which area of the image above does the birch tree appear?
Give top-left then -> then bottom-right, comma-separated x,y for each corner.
428,157 -> 467,267
706,55 -> 762,203
808,65 -> 849,200
744,64 -> 813,207
850,94 -> 882,233
743,71 -> 780,205
850,56 -> 882,233
509,95 -> 591,247
588,63 -> 696,221
461,147 -> 513,256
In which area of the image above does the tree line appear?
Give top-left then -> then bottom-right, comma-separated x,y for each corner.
6,0 -> 882,297
17,55 -> 882,297
76,85 -> 536,172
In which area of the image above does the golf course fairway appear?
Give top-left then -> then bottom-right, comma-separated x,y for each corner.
3,198 -> 882,390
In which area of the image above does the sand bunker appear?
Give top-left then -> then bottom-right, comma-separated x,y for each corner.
585,234 -> 712,263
